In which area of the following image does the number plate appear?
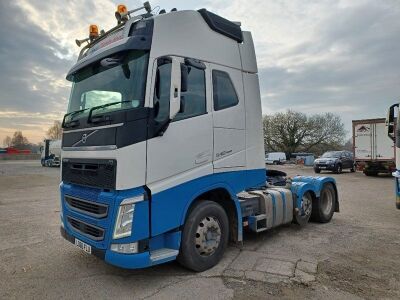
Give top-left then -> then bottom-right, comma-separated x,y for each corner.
74,238 -> 92,254
320,166 -> 327,169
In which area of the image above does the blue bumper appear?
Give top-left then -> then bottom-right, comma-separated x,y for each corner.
60,226 -> 153,269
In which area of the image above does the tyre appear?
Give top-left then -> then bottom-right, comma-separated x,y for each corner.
293,192 -> 313,226
364,170 -> 377,176
311,183 -> 336,223
314,167 -> 321,174
177,200 -> 229,272
350,166 -> 355,172
335,164 -> 342,174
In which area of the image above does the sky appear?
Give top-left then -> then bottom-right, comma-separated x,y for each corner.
0,0 -> 399,144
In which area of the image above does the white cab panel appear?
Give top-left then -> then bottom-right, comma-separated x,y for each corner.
239,31 -> 258,73
213,128 -> 246,169
243,73 -> 265,170
146,113 -> 213,185
151,11 -> 242,71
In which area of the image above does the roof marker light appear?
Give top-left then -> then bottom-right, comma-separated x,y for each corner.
115,2 -> 152,24
89,24 -> 99,41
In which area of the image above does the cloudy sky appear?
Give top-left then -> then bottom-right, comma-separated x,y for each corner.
0,0 -> 399,144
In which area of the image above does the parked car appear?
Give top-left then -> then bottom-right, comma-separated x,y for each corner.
314,150 -> 355,174
265,152 -> 287,165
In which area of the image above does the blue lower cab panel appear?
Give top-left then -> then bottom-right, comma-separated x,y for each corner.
150,169 -> 265,236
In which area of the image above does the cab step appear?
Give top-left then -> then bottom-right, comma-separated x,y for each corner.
248,214 -> 268,232
150,248 -> 179,262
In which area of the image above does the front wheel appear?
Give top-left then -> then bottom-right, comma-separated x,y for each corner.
314,167 -> 321,174
335,164 -> 342,174
311,183 -> 336,223
177,200 -> 229,272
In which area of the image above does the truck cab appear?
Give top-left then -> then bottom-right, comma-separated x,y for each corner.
60,4 -> 339,271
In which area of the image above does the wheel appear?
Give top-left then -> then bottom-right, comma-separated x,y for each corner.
314,168 -> 321,174
364,170 -> 377,176
311,183 -> 336,223
177,200 -> 229,272
335,164 -> 342,174
273,161 -> 278,165
294,192 -> 313,226
350,166 -> 355,172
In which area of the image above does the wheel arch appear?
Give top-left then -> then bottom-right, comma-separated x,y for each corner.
180,185 -> 243,243
292,176 -> 339,212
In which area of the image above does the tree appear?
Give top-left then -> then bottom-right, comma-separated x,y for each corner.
10,131 -> 30,149
263,110 -> 346,156
3,136 -> 11,147
47,120 -> 62,140
343,138 -> 353,152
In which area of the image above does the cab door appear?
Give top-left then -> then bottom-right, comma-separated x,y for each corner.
210,64 -> 246,171
146,56 -> 213,236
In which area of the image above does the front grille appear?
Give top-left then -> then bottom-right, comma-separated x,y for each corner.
62,158 -> 116,189
67,217 -> 104,241
65,195 -> 108,218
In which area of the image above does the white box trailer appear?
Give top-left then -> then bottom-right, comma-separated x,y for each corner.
352,118 -> 395,175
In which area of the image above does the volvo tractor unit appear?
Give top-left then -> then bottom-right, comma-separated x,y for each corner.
60,3 -> 339,271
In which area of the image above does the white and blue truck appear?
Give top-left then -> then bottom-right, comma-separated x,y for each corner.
386,103 -> 400,209
60,3 -> 339,271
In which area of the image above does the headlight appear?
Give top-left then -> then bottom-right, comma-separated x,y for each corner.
113,195 -> 144,239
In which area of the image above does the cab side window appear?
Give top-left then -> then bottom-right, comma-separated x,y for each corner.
212,70 -> 239,111
153,62 -> 171,123
174,66 -> 206,121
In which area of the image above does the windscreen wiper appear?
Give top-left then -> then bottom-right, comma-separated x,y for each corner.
62,108 -> 90,128
87,100 -> 135,124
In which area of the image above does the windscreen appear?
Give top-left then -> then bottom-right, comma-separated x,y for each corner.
322,152 -> 341,158
66,50 -> 149,117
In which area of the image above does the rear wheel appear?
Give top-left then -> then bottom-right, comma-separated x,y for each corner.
364,170 -> 378,176
177,200 -> 229,272
294,192 -> 313,226
350,166 -> 355,172
311,183 -> 336,223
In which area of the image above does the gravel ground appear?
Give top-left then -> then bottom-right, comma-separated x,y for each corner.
0,161 -> 399,299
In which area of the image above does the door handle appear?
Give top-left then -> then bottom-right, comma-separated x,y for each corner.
174,87 -> 178,98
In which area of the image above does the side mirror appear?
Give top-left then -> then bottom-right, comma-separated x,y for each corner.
169,58 -> 181,120
386,103 -> 399,142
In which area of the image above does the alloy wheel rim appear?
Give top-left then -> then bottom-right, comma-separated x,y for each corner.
195,216 -> 221,256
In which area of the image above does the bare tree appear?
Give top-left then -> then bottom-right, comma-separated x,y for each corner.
3,136 -> 11,147
46,120 -> 63,140
10,131 -> 30,149
263,110 -> 346,156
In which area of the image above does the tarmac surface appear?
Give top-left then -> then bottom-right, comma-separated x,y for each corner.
0,161 -> 399,299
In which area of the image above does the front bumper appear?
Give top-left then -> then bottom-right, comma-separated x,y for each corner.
314,163 -> 335,170
60,226 -> 153,269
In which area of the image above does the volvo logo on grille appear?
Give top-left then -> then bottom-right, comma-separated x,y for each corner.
72,130 -> 98,147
